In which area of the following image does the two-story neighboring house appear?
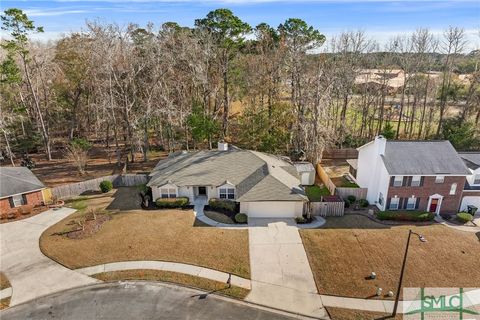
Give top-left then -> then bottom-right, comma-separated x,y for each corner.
356,136 -> 470,215
458,152 -> 480,211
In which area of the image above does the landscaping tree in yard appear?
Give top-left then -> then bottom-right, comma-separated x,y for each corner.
1,9 -> 52,160
65,138 -> 92,175
195,9 -> 251,137
440,116 -> 479,150
187,105 -> 221,149
380,122 -> 396,139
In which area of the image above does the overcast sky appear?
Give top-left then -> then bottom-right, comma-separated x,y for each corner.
2,0 -> 479,51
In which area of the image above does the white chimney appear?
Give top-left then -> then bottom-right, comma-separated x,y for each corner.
218,142 -> 228,151
375,135 -> 386,156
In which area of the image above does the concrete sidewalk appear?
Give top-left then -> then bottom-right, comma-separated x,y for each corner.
76,260 -> 251,289
434,215 -> 480,233
246,218 -> 327,319
0,208 -> 98,306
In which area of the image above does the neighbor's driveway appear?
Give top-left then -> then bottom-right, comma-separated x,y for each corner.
0,208 -> 98,306
246,218 -> 327,319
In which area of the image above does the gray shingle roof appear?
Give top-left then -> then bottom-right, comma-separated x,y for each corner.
148,149 -> 306,202
382,141 -> 470,175
458,152 -> 480,170
0,167 -> 46,199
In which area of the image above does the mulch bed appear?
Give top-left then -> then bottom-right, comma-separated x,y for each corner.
63,214 -> 111,239
346,211 -> 435,226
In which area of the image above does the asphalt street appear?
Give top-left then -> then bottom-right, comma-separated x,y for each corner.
0,281 -> 299,320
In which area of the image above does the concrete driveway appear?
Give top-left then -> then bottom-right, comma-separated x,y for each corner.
0,208 -> 98,306
0,282 -> 298,320
246,218 -> 327,319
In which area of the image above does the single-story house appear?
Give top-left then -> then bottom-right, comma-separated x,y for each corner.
0,167 -> 48,214
147,143 -> 308,218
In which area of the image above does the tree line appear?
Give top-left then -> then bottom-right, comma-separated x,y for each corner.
1,8 -> 479,168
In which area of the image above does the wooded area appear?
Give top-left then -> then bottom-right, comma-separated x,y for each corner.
1,8 -> 479,168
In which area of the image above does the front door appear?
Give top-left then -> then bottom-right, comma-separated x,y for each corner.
198,186 -> 207,196
429,199 -> 439,213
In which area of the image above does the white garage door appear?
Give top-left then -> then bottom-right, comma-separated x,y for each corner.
460,196 -> 480,212
245,201 -> 301,218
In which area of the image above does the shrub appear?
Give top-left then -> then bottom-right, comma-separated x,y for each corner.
99,180 -> 113,193
18,204 -> 34,215
208,198 -> 237,214
347,195 -> 357,203
358,199 -> 369,207
456,212 -> 473,223
155,197 -> 189,209
376,211 -> 434,222
295,216 -> 306,224
344,200 -> 350,208
235,213 -> 248,224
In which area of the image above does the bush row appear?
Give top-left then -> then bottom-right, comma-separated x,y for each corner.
376,211 -> 434,222
155,197 -> 189,208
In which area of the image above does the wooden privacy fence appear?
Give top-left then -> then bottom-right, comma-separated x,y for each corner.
335,187 -> 368,200
51,174 -> 148,199
322,148 -> 358,159
316,163 -> 336,195
310,201 -> 344,217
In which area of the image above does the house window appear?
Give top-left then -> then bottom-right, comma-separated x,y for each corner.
411,176 -> 421,187
219,188 -> 235,200
449,183 -> 457,195
389,197 -> 399,210
393,176 -> 403,187
406,197 -> 416,210
378,192 -> 384,206
435,176 -> 445,183
160,188 -> 176,198
474,174 -> 480,185
11,194 -> 26,207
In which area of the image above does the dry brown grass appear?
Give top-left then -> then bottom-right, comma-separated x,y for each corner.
300,215 -> 480,300
0,298 -> 10,310
326,307 -> 402,320
93,269 -> 250,299
41,189 -> 250,278
0,273 -> 11,290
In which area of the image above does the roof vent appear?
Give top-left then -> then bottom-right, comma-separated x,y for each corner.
218,142 -> 228,151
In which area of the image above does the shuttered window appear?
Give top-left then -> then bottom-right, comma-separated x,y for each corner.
389,197 -> 399,210
411,176 -> 421,187
160,188 -> 176,198
11,194 -> 26,207
406,197 -> 416,210
474,174 -> 480,185
393,176 -> 403,187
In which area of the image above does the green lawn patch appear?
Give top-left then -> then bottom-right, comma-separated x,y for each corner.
376,211 -> 434,222
306,185 -> 330,202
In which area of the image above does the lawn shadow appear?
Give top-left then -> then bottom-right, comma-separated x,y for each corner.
105,187 -> 142,211
476,232 -> 480,242
190,284 -> 232,300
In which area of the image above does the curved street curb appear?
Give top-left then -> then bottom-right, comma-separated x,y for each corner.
75,260 -> 251,290
0,287 -> 12,300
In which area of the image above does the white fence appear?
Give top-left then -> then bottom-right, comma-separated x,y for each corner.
51,174 -> 148,199
310,201 -> 344,217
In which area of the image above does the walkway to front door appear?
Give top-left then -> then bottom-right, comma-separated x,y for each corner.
246,218 -> 327,318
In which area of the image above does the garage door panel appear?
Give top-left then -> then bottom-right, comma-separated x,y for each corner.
460,196 -> 480,211
246,201 -> 298,218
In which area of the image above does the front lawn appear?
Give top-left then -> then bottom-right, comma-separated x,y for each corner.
0,272 -> 11,310
40,188 -> 250,278
93,270 -> 249,299
300,215 -> 480,300
305,185 -> 330,202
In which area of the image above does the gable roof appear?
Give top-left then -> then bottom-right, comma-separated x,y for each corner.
0,167 -> 46,199
382,141 -> 470,175
148,149 -> 306,202
458,152 -> 480,170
